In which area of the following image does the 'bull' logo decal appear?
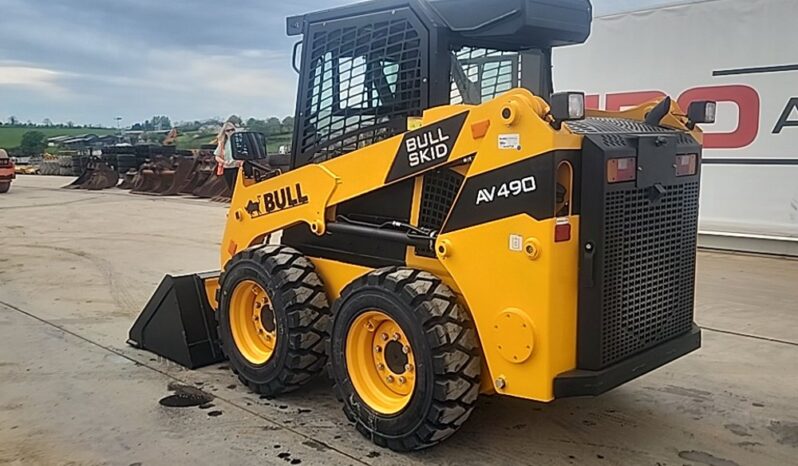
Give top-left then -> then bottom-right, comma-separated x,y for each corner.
246,183 -> 309,218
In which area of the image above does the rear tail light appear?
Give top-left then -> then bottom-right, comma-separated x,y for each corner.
554,217 -> 572,242
675,154 -> 698,177
607,157 -> 636,183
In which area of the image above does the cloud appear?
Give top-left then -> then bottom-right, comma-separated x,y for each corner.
0,64 -> 69,96
0,0 -> 666,125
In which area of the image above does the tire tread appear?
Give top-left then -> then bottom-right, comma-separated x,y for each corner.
218,245 -> 330,396
330,267 -> 481,451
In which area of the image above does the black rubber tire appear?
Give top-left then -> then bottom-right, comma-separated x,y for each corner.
0,182 -> 9,194
217,244 -> 330,395
329,267 -> 481,451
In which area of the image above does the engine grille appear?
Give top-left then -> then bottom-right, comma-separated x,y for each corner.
416,169 -> 464,257
600,181 -> 699,366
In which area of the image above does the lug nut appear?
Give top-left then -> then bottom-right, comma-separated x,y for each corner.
495,377 -> 507,389
398,376 -> 406,384
377,363 -> 385,371
381,333 -> 389,341
402,345 -> 410,354
393,332 -> 401,341
375,345 -> 382,353
405,364 -> 414,372
385,375 -> 394,383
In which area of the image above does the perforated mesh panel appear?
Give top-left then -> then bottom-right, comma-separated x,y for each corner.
567,117 -> 676,135
416,169 -> 464,257
450,48 -> 520,105
298,12 -> 425,164
600,182 -> 699,366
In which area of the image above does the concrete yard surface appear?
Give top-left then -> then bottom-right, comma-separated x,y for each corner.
1,175 -> 797,466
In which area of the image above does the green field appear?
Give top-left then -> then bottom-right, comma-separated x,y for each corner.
0,127 -> 116,150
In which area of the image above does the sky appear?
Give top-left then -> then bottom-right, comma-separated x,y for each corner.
0,0 -> 686,127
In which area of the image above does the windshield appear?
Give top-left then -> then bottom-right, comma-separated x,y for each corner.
450,47 -> 551,104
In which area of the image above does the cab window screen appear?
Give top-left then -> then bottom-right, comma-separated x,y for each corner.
297,12 -> 425,165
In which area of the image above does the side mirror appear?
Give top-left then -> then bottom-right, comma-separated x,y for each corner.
550,91 -> 586,129
230,131 -> 267,160
687,101 -> 717,129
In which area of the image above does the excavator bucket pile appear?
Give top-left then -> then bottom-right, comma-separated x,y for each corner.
63,156 -> 119,190
118,170 -> 137,189
158,155 -> 198,195
130,157 -> 173,194
192,172 -> 228,198
180,152 -> 215,194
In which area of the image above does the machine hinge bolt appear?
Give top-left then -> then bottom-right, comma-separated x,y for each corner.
398,376 -> 406,384
377,363 -> 385,371
495,377 -> 507,389
385,375 -> 394,383
375,345 -> 382,353
393,332 -> 401,341
381,333 -> 389,341
402,345 -> 410,354
405,364 -> 414,372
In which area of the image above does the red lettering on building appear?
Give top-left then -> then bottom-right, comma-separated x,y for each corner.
606,91 -> 667,111
591,85 -> 762,149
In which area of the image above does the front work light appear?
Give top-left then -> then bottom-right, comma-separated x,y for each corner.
550,91 -> 586,129
687,101 -> 717,128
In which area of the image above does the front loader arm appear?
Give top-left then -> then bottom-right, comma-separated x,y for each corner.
220,89 -> 555,269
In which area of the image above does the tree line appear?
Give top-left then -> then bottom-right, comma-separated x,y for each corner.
173,115 -> 295,136
2,116 -> 107,129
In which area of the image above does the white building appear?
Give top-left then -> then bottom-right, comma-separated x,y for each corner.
555,0 -> 798,255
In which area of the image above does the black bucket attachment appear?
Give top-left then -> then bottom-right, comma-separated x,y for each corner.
128,272 -> 225,369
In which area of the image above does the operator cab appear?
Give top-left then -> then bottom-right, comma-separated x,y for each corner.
286,0 -> 591,168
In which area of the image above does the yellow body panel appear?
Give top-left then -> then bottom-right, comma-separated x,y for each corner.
308,257 -> 372,300
208,89 -> 699,402
436,215 -> 580,401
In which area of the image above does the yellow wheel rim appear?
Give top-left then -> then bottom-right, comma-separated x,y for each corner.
345,310 -> 416,415
229,280 -> 277,365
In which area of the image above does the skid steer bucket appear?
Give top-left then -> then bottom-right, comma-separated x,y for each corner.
64,166 -> 92,188
130,163 -> 160,193
160,155 -> 198,195
128,272 -> 225,369
192,171 -> 228,198
80,162 -> 119,190
64,157 -> 119,190
181,156 -> 214,194
118,169 -> 137,189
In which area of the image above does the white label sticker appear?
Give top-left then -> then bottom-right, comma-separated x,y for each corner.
498,134 -> 520,150
509,234 -> 523,252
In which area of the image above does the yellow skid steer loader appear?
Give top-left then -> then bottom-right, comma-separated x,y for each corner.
129,0 -> 716,451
